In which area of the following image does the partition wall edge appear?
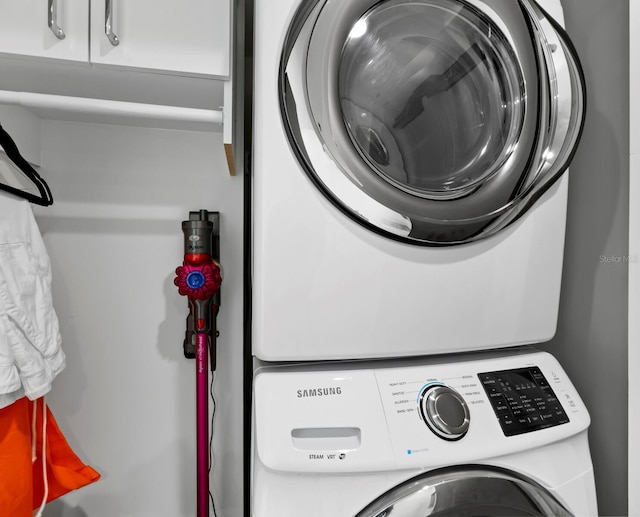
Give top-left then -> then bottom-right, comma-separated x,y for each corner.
629,2 -> 638,515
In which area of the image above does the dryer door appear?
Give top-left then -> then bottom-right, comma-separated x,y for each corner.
355,466 -> 572,516
281,0 -> 585,245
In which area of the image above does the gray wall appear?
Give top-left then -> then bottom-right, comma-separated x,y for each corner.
541,1 -> 629,516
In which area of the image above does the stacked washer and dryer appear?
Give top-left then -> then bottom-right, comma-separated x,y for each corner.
250,0 -> 596,515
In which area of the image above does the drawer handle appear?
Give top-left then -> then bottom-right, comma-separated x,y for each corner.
48,0 -> 66,40
105,0 -> 120,46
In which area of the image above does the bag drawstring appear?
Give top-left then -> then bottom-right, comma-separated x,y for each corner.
31,397 -> 49,517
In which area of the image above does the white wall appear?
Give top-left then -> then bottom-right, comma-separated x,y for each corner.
32,120 -> 244,516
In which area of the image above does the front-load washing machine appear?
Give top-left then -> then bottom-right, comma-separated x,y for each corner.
251,348 -> 597,515
252,0 -> 586,361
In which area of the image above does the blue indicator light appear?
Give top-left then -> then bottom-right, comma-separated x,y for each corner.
186,271 -> 206,289
407,450 -> 412,455
416,382 -> 445,403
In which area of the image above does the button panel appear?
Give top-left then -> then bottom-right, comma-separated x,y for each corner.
478,367 -> 569,436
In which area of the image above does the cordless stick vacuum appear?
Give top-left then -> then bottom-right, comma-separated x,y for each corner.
174,210 -> 221,517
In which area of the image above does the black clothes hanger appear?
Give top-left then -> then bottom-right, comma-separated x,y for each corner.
0,122 -> 53,206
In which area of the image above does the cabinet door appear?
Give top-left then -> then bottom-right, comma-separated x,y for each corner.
89,0 -> 230,77
0,0 -> 88,62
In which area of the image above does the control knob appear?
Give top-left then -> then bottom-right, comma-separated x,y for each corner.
419,384 -> 470,440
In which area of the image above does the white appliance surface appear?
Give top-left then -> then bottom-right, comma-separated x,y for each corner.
252,0 -> 574,361
252,348 -> 597,516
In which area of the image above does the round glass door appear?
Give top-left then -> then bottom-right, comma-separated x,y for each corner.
280,0 -> 586,245
338,0 -> 524,198
355,466 -> 573,516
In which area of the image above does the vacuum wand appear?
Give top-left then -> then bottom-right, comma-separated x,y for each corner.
173,210 -> 221,517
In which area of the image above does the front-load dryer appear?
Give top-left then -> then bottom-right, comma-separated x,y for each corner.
251,348 -> 597,516
252,0 -> 586,361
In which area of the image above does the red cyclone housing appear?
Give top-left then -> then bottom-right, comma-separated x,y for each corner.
174,261 -> 222,302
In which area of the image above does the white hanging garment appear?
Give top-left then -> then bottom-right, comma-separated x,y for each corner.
0,190 -> 65,409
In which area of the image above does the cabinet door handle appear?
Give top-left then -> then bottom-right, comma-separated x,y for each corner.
48,0 -> 66,40
105,0 -> 120,46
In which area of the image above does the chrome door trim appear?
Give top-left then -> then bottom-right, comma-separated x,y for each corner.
279,0 -> 586,245
355,465 -> 573,516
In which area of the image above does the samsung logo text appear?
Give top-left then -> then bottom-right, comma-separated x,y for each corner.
297,387 -> 342,398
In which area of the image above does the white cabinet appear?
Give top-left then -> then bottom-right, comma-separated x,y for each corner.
0,0 -> 88,63
0,0 -> 230,77
89,0 -> 230,77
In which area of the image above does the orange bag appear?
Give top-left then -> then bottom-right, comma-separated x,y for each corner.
0,396 -> 100,516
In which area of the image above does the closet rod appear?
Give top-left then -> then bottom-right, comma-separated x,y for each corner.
33,202 -> 189,222
0,90 -> 223,131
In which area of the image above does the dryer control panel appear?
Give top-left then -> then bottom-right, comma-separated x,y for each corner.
478,367 -> 569,436
253,348 -> 590,474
